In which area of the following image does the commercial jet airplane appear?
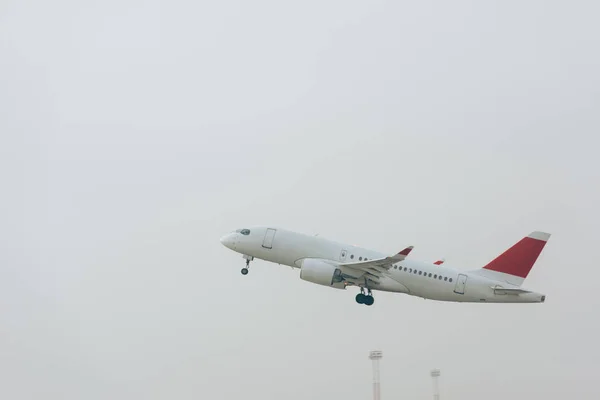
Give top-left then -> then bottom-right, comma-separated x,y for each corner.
220,226 -> 550,306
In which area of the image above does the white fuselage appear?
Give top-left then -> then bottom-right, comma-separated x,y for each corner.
220,226 -> 546,303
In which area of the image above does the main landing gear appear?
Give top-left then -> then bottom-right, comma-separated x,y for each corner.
241,255 -> 253,275
356,288 -> 375,306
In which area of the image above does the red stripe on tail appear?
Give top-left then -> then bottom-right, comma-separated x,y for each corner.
482,234 -> 549,278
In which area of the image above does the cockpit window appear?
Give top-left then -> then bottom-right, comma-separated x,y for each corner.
236,229 -> 251,235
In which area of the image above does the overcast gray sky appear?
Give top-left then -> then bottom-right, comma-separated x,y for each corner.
2,1 -> 600,399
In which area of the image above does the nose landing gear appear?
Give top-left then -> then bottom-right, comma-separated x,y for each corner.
355,288 -> 375,306
241,255 -> 254,275
241,259 -> 250,275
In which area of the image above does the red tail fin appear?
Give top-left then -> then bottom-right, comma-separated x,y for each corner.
482,231 -> 550,279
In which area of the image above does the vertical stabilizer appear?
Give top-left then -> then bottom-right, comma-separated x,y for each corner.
474,231 -> 551,286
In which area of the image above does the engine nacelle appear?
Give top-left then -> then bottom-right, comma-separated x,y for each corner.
299,258 -> 346,290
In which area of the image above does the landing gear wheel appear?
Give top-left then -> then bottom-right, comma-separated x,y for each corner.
240,258 -> 251,275
356,287 -> 374,306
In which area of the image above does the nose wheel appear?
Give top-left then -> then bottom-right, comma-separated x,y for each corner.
355,288 -> 375,306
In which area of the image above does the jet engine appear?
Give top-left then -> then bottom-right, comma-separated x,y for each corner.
299,258 -> 346,289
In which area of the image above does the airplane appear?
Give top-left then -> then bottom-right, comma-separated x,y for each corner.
220,226 -> 550,306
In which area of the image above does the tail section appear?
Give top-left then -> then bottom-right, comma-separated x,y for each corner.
475,231 -> 551,286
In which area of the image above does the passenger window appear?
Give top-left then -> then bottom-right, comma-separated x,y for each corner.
449,278 -> 453,282
419,271 -> 422,275
444,277 -> 448,281
359,257 -> 363,261
428,273 -> 432,278
409,268 -> 412,273
434,275 -> 437,279
439,276 -> 442,280
404,267 -> 407,271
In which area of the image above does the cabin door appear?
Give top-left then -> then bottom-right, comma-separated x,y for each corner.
262,228 -> 277,249
454,274 -> 468,295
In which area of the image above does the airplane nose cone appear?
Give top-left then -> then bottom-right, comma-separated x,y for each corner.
220,233 -> 236,250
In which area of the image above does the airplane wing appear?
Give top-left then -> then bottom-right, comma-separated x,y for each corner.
338,246 -> 413,283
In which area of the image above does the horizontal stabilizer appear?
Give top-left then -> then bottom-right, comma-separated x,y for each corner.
491,286 -> 531,295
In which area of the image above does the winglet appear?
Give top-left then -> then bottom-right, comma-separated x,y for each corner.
399,246 -> 413,256
387,246 -> 413,263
